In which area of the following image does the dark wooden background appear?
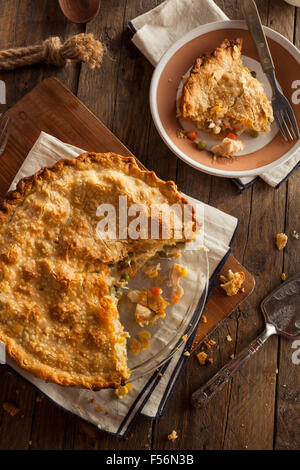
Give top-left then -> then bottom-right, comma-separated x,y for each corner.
0,0 -> 299,450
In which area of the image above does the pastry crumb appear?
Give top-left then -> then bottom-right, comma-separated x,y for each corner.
138,331 -> 151,350
220,269 -> 245,296
230,353 -> 235,359
226,335 -> 232,342
182,334 -> 188,342
176,128 -> 187,139
184,351 -> 190,356
168,430 -> 178,441
281,273 -> 286,281
130,338 -> 142,355
202,315 -> 208,324
115,383 -> 133,398
196,351 -> 207,365
276,233 -> 288,251
2,402 -> 20,416
291,230 -> 299,240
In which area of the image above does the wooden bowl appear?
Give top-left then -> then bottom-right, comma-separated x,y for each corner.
58,0 -> 100,24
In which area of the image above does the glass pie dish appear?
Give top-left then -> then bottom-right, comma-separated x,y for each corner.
119,243 -> 209,383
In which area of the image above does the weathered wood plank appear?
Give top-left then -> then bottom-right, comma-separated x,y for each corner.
274,8 -> 300,449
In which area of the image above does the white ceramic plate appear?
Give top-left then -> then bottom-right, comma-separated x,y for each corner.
150,20 -> 300,178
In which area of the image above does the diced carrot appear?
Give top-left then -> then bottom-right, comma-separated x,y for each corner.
129,267 -> 137,277
227,132 -> 237,140
152,286 -> 162,297
186,130 -> 198,141
172,294 -> 180,304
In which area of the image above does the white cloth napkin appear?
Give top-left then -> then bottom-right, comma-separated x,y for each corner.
2,132 -> 238,436
130,0 -> 300,191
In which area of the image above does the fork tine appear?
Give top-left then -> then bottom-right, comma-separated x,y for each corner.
286,106 -> 300,139
280,110 -> 294,141
275,111 -> 288,142
283,109 -> 297,139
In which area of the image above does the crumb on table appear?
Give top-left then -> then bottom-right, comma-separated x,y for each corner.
276,233 -> 288,251
168,430 -> 178,441
2,402 -> 20,416
220,269 -> 245,296
281,273 -> 286,281
196,351 -> 208,365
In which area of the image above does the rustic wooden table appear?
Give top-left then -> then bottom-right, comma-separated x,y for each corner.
0,0 -> 299,451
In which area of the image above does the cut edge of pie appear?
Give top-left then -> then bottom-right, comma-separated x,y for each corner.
0,152 -> 198,390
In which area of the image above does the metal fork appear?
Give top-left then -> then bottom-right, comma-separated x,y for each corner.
242,0 -> 300,142
0,115 -> 12,157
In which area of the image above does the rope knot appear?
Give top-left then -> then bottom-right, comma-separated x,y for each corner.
0,34 -> 104,71
42,37 -> 67,67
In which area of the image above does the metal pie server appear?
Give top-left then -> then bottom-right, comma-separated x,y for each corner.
191,272 -> 300,408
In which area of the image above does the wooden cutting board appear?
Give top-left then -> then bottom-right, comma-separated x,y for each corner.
0,77 -> 255,350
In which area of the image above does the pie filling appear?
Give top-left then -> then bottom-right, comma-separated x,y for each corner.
0,152 -> 197,389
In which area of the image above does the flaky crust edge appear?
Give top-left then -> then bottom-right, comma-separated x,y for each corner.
179,38 -> 243,119
0,152 -> 197,389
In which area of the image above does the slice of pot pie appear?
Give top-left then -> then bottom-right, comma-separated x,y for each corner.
178,38 -> 274,138
0,152 -> 197,389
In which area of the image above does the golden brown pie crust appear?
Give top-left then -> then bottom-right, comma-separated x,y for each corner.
179,38 -> 273,134
0,152 -> 196,389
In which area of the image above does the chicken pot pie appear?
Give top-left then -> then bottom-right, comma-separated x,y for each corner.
0,152 -> 197,389
178,38 -> 274,153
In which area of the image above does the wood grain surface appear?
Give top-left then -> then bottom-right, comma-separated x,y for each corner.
0,0 -> 299,451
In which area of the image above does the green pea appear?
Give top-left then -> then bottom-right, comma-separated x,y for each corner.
118,253 -> 134,267
251,129 -> 259,138
110,285 -> 122,299
196,140 -> 206,150
120,272 -> 130,282
250,70 -> 257,78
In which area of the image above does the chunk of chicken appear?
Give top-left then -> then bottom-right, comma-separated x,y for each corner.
211,137 -> 244,157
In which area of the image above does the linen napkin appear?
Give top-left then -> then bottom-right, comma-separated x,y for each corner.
2,132 -> 238,436
129,0 -> 300,192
